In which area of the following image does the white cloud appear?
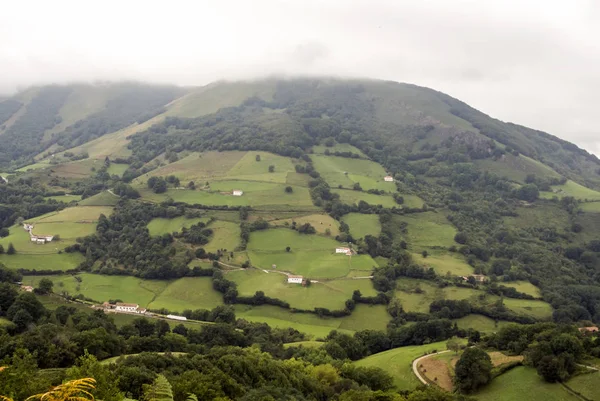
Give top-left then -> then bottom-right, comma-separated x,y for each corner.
1,0 -> 599,153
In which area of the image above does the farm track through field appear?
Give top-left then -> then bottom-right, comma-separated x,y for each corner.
412,350 -> 451,386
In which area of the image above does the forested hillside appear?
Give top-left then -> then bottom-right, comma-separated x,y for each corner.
1,77 -> 599,400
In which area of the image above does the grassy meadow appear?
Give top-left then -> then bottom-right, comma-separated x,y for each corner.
331,189 -> 399,208
78,191 -> 120,206
269,213 -> 340,236
392,212 -> 457,250
453,315 -> 515,333
0,253 -> 84,271
146,216 -> 207,236
502,281 -> 541,298
312,143 -> 367,157
147,277 -> 223,312
204,220 -> 241,252
342,213 -> 381,239
540,180 -> 600,201
412,251 -> 473,276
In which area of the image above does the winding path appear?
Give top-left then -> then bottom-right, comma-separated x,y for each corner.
412,350 -> 451,385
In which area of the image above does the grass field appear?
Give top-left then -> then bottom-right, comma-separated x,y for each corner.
566,372 -> 600,400
503,204 -> 570,231
44,194 -> 82,202
269,213 -> 340,236
392,212 -> 457,250
312,143 -> 367,157
502,281 -> 541,298
342,213 -> 381,239
475,366 -> 578,401
453,315 -> 515,333
474,154 -> 560,183
0,253 -> 84,271
235,305 -> 353,338
580,202 -> 600,213
147,277 -> 223,312
247,229 -> 376,278
338,304 -> 390,332
23,274 -> 170,306
228,268 -> 378,310
395,279 -> 440,313
78,191 -> 120,206
503,298 -> 553,320
204,220 -> 241,252
226,152 -> 295,184
30,206 -> 113,223
312,155 -> 390,191
412,252 -> 473,276
146,216 -> 207,236
332,189 -> 399,208
354,340 -> 453,390
540,180 -> 600,201
283,341 -> 324,349
106,163 -> 129,177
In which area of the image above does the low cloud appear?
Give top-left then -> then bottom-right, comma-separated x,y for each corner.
1,0 -> 598,153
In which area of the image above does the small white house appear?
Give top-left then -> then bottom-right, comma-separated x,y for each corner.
36,238 -> 46,244
232,190 -> 244,196
115,303 -> 140,313
167,314 -> 187,321
335,247 -> 351,254
287,275 -> 303,284
23,223 -> 34,231
384,175 -> 394,182
43,235 -> 54,242
30,236 -> 38,242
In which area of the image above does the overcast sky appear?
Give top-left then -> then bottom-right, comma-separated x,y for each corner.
2,0 -> 599,153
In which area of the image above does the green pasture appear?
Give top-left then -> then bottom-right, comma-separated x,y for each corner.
392,212 -> 456,250
503,204 -> 569,230
234,305 -> 352,338
394,279 -> 441,314
566,372 -> 600,400
23,274 -> 170,306
342,213 -> 381,239
453,315 -> 515,333
540,180 -> 600,201
283,341 -> 324,349
338,304 -> 390,332
312,154 -> 387,186
29,206 -> 113,223
332,189 -> 398,208
226,151 -> 295,183
106,163 -> 129,177
204,220 -> 241,252
16,162 -> 52,172
249,228 -> 340,251
285,172 -> 310,187
354,340 -> 453,390
0,253 -> 84,271
133,151 -> 247,184
228,269 -> 377,310
147,216 -> 207,236
412,251 -> 473,276
270,213 -> 340,236
312,143 -> 367,157
503,298 -> 553,320
475,366 -> 578,401
474,154 -> 560,183
502,281 -> 541,298
44,194 -> 82,202
78,191 -> 120,206
580,202 -> 600,213
148,277 -> 223,312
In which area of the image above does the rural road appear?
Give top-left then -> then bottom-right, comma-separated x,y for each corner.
412,350 -> 451,385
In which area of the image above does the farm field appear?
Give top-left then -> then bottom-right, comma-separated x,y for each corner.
312,143 -> 367,157
23,274 -> 170,306
234,305 -> 353,338
354,340 -> 453,390
338,304 -> 390,332
204,220 -> 241,253
44,194 -> 82,202
147,277 -> 223,312
565,372 -> 600,400
29,206 -> 114,223
269,213 -> 340,236
312,154 -> 390,191
540,180 -> 600,201
228,268 -> 378,310
78,191 -> 120,206
474,154 -> 560,183
392,212 -> 457,250
503,298 -> 553,320
475,366 -> 578,401
226,151 -> 295,183
247,229 -> 376,278
283,341 -> 324,349
106,163 -> 129,177
146,216 -> 207,236
332,189 -> 398,208
0,253 -> 84,271
502,281 -> 541,298
503,204 -> 570,230
342,213 -> 381,239
412,252 -> 473,276
579,202 -> 600,213
453,315 -> 515,333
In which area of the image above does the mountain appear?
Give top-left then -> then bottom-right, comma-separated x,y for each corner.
1,77 -> 600,399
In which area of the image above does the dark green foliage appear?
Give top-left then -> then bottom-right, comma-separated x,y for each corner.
516,184 -> 540,202
7,242 -> 15,254
285,186 -> 293,193
0,99 -> 22,125
36,278 -> 54,294
454,347 -> 492,393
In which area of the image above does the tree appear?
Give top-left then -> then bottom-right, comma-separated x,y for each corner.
285,246 -> 291,252
353,182 -> 362,191
446,338 -> 461,354
454,232 -> 468,244
7,243 -> 15,255
285,186 -> 293,193
421,250 -> 428,258
516,184 -> 539,202
11,309 -> 33,331
187,181 -> 195,190
255,154 -> 261,162
36,278 -> 54,294
0,245 -> 4,254
268,165 -> 275,173
454,348 -> 492,393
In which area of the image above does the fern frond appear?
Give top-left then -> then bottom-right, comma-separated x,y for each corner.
0,395 -> 15,401
185,394 -> 198,401
26,378 -> 96,401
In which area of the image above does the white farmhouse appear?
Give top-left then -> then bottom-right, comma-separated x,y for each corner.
384,175 -> 394,182
232,190 -> 244,196
335,247 -> 351,254
115,302 -> 141,313
23,223 -> 34,232
287,275 -> 303,284
167,314 -> 187,321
